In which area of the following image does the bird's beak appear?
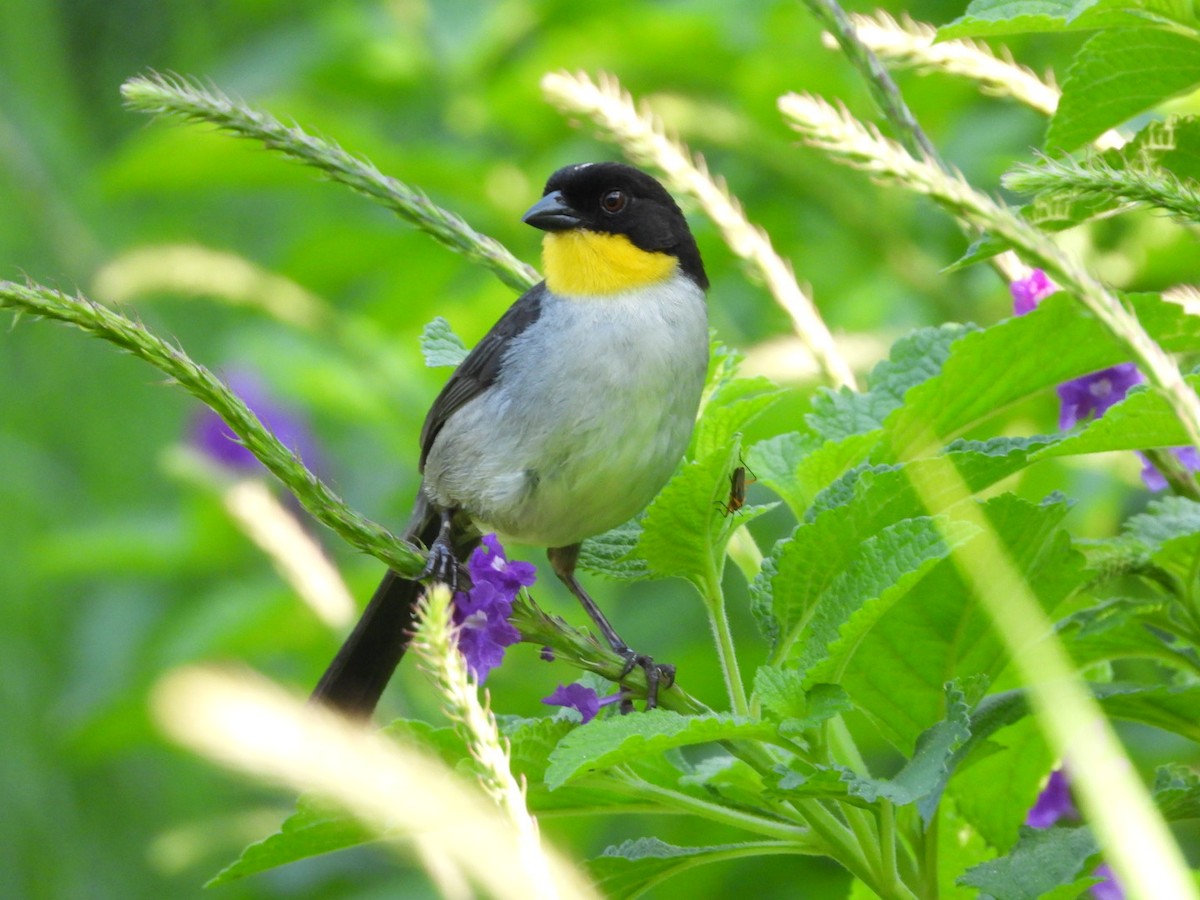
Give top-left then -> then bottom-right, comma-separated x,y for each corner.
522,190 -> 584,231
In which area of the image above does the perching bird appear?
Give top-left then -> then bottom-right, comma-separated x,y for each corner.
312,162 -> 709,717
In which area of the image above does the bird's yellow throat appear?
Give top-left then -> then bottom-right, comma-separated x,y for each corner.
542,231 -> 677,295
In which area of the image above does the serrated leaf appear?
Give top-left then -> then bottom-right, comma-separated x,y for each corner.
772,683 -> 972,810
635,440 -> 743,586
951,713 -> 1054,851
1035,373 -> 1200,460
792,516 -> 977,677
751,440 -> 1060,659
420,315 -> 469,367
836,495 -> 1083,751
588,838 -> 790,900
1048,28 -> 1200,152
692,373 -> 782,461
207,796 -> 374,886
579,518 -> 652,581
545,711 -> 776,789
1096,682 -> 1200,742
957,825 -> 1099,899
746,430 -> 879,518
754,667 -> 852,728
883,292 -> 1200,460
939,0 -> 1195,39
506,716 -> 645,814
1154,763 -> 1200,820
809,325 -> 971,442
677,755 -> 768,809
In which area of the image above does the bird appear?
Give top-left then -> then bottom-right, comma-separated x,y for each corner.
312,161 -> 709,718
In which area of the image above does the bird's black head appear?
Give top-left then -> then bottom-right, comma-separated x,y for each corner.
523,162 -> 708,292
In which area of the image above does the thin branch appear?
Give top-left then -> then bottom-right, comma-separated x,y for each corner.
121,72 -> 539,293
778,94 -> 1200,454
0,279 -> 425,576
826,11 -> 1059,115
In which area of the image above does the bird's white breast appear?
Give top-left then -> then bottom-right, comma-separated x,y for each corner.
423,274 -> 708,548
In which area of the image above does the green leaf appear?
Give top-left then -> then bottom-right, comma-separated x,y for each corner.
1154,763 -> 1200,820
746,430 -> 878,518
579,518 -> 652,581
771,682 -> 972,810
420,315 -> 469,367
836,495 -> 1083,751
507,716 -> 647,814
791,516 -> 977,678
545,711 -> 776,789
882,292 -> 1200,460
692,373 -> 782,461
587,838 -> 798,900
957,826 -> 1099,899
1048,28 -> 1200,152
636,439 -> 747,587
944,231 -> 1015,270
951,714 -> 1054,851
939,0 -> 1197,39
207,796 -> 374,886
754,668 -> 852,735
1036,374 -> 1200,460
809,325 -> 971,442
1096,682 -> 1200,742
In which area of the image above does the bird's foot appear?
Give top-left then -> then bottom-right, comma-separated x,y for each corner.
615,650 -> 676,710
420,537 -> 469,593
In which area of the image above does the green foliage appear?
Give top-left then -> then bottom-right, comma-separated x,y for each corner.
6,1 -> 1200,899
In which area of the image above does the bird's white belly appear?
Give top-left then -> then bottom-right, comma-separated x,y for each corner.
423,278 -> 707,548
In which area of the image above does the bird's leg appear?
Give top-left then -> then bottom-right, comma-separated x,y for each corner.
547,544 -> 675,709
420,504 -> 468,592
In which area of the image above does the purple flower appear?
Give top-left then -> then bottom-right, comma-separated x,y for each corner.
1088,864 -> 1124,900
451,535 -> 534,681
1027,770 -> 1124,900
1011,268 -> 1058,315
542,683 -> 622,724
1137,447 -> 1200,492
1055,364 -> 1144,430
540,646 -> 556,662
1026,769 -> 1078,827
191,370 -> 321,473
468,534 -> 537,594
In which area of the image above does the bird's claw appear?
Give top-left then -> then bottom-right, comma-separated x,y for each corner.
420,540 -> 469,593
615,650 -> 675,711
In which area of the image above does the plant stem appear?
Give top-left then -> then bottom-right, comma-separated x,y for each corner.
615,775 -> 814,843
701,572 -> 750,716
121,73 -> 539,294
0,279 -> 425,576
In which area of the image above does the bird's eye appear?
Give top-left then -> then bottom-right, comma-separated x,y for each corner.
600,189 -> 628,214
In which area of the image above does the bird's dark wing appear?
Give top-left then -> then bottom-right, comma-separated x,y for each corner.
418,282 -> 546,469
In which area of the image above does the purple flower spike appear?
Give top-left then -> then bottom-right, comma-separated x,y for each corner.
1055,364 -> 1144,430
542,683 -> 622,724
1138,447 -> 1200,492
191,370 -> 320,473
1026,769 -> 1079,828
451,535 -> 534,681
469,534 -> 538,594
1011,269 -> 1057,315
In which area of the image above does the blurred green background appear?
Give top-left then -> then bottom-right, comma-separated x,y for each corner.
3,1 -> 1195,897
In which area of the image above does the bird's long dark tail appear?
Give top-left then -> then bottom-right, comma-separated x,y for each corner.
311,496 -> 471,718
